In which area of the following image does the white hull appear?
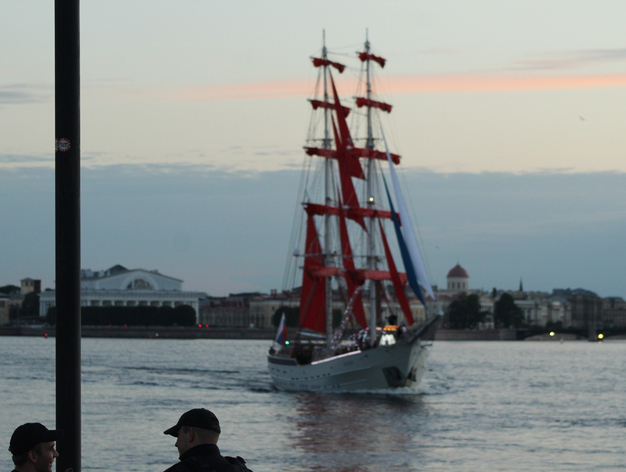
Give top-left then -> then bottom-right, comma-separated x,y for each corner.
268,338 -> 430,392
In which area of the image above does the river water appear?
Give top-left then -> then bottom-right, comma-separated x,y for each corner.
0,337 -> 624,471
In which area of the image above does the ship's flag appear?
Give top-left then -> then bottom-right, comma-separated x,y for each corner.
380,126 -> 436,301
383,177 -> 425,306
275,313 -> 287,345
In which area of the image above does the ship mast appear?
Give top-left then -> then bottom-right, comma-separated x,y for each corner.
364,30 -> 378,346
322,31 -> 334,348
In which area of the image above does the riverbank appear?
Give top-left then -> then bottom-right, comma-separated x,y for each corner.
1,326 -> 517,341
435,329 -> 517,341
3,325 -> 516,341
1,326 -> 609,341
0,325 -> 277,339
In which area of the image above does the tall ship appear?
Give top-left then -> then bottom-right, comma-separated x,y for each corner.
267,34 -> 441,391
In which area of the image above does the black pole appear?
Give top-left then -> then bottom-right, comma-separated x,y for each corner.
55,1 -> 81,472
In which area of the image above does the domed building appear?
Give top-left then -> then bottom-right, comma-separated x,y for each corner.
447,264 -> 469,292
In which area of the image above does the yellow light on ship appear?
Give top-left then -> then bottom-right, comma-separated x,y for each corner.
598,334 -> 604,340
549,332 -> 554,336
368,196 -> 374,203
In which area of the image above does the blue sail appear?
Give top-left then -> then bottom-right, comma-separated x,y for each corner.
383,177 -> 425,306
380,125 -> 435,301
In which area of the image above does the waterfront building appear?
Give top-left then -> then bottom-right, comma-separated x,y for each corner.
249,290 -> 299,328
601,296 -> 626,328
551,288 -> 602,331
514,294 -> 570,327
446,264 -> 469,291
39,264 -> 206,323
199,292 -> 264,327
0,294 -> 10,325
21,278 -> 41,295
432,264 -> 496,329
0,278 -> 40,324
248,287 -> 428,330
0,292 -> 28,325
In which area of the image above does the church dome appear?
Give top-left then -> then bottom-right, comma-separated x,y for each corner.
447,264 -> 468,278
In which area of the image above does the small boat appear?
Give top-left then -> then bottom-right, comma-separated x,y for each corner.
267,33 -> 441,392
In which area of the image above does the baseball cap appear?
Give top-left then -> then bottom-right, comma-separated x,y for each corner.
163,408 -> 221,436
9,423 -> 64,456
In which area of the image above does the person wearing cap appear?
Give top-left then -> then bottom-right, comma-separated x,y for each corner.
163,408 -> 251,472
9,423 -> 63,472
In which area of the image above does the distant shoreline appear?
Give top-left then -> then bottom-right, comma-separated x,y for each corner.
0,325 -> 277,340
2,326 -> 620,341
435,328 -> 518,341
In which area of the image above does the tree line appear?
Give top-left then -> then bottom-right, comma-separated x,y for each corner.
447,292 -> 524,329
46,304 -> 197,327
269,293 -> 525,332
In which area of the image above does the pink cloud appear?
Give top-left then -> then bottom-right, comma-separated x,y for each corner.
511,49 -> 626,71
164,80 -> 315,101
384,74 -> 626,93
145,74 -> 626,102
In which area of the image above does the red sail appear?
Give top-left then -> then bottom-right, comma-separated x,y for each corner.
312,57 -> 345,73
304,147 -> 335,159
337,191 -> 367,328
361,270 -> 408,284
305,147 -> 400,165
379,221 -> 415,326
353,147 -> 400,164
332,117 -> 366,231
299,214 -> 327,332
359,52 -> 386,68
309,99 -> 350,117
355,97 -> 392,113
308,267 -> 408,285
304,202 -> 398,223
329,72 -> 365,180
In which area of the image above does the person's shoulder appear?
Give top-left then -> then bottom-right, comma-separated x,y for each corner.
223,456 -> 253,472
192,454 -> 252,472
163,462 -> 189,472
171,446 -> 252,472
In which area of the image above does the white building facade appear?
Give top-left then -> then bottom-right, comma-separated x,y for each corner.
40,265 -> 206,323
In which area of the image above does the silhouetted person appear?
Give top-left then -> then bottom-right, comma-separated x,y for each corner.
163,408 -> 252,472
9,423 -> 63,472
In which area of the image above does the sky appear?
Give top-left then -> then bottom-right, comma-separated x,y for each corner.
1,1 -> 626,297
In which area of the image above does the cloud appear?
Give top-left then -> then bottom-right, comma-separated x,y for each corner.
143,80 -> 315,102
0,152 -> 106,169
376,74 -> 626,94
111,72 -> 626,103
0,84 -> 50,105
511,48 -> 626,71
0,154 -> 53,165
